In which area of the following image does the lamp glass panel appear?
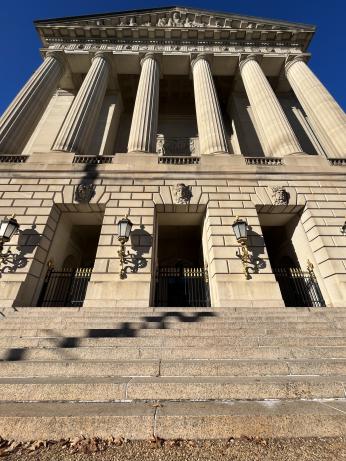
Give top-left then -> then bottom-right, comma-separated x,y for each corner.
233,223 -> 241,241
0,220 -> 8,240
4,219 -> 18,240
118,220 -> 127,238
124,221 -> 132,239
238,221 -> 247,240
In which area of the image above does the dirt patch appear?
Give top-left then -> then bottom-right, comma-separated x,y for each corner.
0,436 -> 345,460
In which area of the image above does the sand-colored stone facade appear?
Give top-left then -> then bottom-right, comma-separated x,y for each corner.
0,6 -> 345,309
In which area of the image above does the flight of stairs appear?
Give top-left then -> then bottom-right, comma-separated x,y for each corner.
0,305 -> 345,440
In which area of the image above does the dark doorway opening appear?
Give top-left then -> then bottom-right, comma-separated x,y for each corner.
262,217 -> 325,307
154,224 -> 210,307
38,222 -> 102,307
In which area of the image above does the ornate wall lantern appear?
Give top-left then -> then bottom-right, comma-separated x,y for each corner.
117,216 -> 133,279
232,216 -> 251,279
0,215 -> 20,265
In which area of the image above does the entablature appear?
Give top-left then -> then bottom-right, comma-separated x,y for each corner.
41,45 -> 308,90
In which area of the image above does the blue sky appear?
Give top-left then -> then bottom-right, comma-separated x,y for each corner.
0,0 -> 345,114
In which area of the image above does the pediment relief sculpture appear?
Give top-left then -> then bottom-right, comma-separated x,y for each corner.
39,8 -> 310,32
101,12 -> 289,30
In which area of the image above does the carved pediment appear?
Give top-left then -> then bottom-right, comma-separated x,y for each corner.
36,6 -> 314,33
35,6 -> 315,51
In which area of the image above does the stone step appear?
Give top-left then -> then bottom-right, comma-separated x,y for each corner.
0,335 -> 346,349
161,358 -> 346,377
7,306 -> 345,316
0,319 -> 339,329
0,326 -> 344,338
1,345 -> 346,361
4,310 -> 328,319
3,314 -> 343,325
0,375 -> 345,402
0,358 -> 345,378
3,358 -> 346,378
0,400 -> 345,440
2,307 -> 331,317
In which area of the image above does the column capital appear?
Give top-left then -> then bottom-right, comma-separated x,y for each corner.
284,54 -> 309,74
92,51 -> 113,65
45,50 -> 67,70
191,53 -> 213,70
239,54 -> 262,72
140,52 -> 161,68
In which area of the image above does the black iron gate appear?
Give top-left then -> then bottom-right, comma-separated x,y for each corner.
154,266 -> 211,307
38,267 -> 92,307
273,267 -> 325,307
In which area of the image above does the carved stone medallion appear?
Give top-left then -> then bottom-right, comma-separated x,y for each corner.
271,186 -> 289,206
75,183 -> 96,203
172,183 -> 192,204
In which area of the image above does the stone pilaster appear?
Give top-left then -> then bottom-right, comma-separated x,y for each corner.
127,53 -> 160,153
53,52 -> 110,155
192,55 -> 229,155
286,57 -> 346,157
240,55 -> 303,157
0,52 -> 65,155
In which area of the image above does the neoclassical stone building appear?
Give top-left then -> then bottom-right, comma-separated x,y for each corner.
0,5 -> 345,310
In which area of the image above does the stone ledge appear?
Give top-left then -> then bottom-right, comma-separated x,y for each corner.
0,400 -> 344,440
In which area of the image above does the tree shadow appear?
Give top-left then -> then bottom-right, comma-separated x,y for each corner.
0,224 -> 41,277
74,163 -> 99,203
2,311 -> 217,360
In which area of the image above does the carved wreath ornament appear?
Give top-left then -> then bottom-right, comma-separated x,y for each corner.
172,183 -> 192,204
271,186 -> 289,206
75,183 -> 96,203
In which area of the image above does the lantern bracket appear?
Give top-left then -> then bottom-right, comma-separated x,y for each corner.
117,215 -> 133,279
232,216 -> 259,279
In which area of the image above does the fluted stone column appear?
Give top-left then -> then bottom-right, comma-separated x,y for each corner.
240,55 -> 303,157
53,52 -> 110,155
192,55 -> 229,155
286,58 -> 346,157
127,53 -> 160,153
0,52 -> 65,155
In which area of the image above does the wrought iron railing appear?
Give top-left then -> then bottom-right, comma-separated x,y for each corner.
0,155 -> 28,163
38,267 -> 93,307
245,157 -> 283,166
155,266 -> 210,307
156,136 -> 199,157
273,267 -> 325,308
